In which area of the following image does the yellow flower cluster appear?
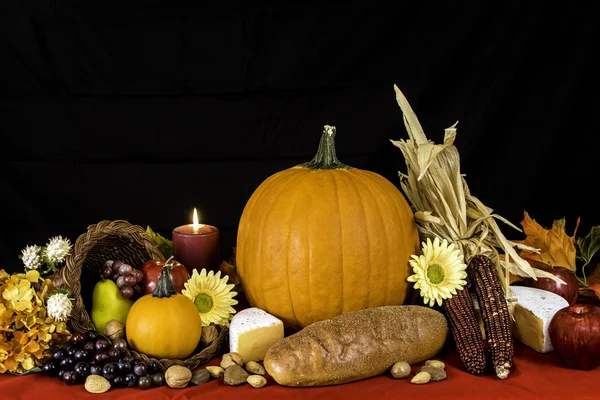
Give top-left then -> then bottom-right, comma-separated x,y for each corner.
0,269 -> 71,374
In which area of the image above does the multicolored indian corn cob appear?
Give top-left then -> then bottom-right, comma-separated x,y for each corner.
469,254 -> 514,379
443,283 -> 487,375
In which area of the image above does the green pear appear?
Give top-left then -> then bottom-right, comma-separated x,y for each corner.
91,279 -> 134,333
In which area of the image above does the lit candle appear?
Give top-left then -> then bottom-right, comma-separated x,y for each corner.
172,208 -> 220,275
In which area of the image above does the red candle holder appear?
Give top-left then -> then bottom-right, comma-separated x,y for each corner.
172,224 -> 220,275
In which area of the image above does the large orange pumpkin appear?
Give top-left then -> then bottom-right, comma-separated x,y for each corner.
237,125 -> 420,330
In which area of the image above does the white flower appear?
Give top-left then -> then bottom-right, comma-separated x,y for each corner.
21,245 -> 43,270
46,293 -> 73,322
44,236 -> 72,264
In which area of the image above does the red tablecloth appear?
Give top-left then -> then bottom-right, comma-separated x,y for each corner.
1,342 -> 599,400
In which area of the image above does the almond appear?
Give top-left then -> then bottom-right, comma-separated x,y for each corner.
410,371 -> 431,384
245,361 -> 266,375
206,366 -> 225,378
85,375 -> 111,394
247,374 -> 267,388
424,359 -> 446,370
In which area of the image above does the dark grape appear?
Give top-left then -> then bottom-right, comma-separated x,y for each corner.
62,370 -> 73,383
62,343 -> 75,355
112,260 -> 124,273
117,359 -> 132,374
133,283 -> 144,297
69,332 -> 87,347
95,339 -> 110,352
94,351 -> 109,365
123,273 -> 137,286
67,347 -> 78,357
102,363 -> 117,380
57,369 -> 66,381
147,359 -> 163,374
108,348 -> 120,361
86,331 -> 100,341
74,349 -> 89,361
104,260 -> 114,268
74,362 -> 91,378
151,373 -> 165,387
132,269 -> 144,283
111,273 -> 120,282
124,373 -> 138,387
120,286 -> 134,299
42,360 -> 59,377
63,370 -> 81,385
112,338 -> 128,352
90,365 -> 103,376
52,348 -> 66,361
120,355 -> 133,363
133,362 -> 148,377
138,375 -> 152,389
60,357 -> 74,369
72,371 -> 82,384
83,342 -> 95,352
119,264 -> 133,276
102,266 -> 113,278
112,376 -> 125,388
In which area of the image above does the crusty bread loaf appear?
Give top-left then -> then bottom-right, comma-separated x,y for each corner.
264,305 -> 448,387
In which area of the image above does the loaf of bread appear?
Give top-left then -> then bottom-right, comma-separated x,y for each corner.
264,305 -> 448,387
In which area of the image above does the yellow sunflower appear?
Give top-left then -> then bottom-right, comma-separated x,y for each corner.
182,269 -> 238,327
407,237 -> 468,307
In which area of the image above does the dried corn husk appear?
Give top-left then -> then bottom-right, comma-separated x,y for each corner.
390,84 -> 564,298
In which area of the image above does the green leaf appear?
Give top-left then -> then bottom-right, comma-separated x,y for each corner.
7,367 -> 42,376
50,288 -> 75,299
146,226 -> 173,259
577,226 -> 600,265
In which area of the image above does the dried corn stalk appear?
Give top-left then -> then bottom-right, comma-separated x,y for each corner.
390,84 -> 563,298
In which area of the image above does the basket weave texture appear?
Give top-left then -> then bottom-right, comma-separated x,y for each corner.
51,219 -> 227,370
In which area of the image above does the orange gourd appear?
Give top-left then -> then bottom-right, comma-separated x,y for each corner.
126,259 -> 201,359
236,125 -> 420,330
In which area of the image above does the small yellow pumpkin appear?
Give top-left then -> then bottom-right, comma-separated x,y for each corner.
237,125 -> 420,330
126,258 -> 201,359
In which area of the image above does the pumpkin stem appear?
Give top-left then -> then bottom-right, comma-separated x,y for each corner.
299,125 -> 353,170
152,256 -> 177,298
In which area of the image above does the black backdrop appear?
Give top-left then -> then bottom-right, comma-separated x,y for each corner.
1,2 -> 598,274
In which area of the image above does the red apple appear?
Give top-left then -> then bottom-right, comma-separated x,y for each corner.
141,258 -> 190,294
523,266 -> 579,305
549,304 -> 600,370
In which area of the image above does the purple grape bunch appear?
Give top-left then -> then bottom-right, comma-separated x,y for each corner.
42,332 -> 165,390
100,259 -> 145,300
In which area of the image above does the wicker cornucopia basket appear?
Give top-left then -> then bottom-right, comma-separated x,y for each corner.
50,220 -> 227,370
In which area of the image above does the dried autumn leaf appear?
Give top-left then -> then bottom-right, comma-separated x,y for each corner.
586,283 -> 600,300
219,261 -> 240,285
516,211 -> 580,271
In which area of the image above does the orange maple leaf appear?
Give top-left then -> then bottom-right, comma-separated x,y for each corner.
516,211 -> 580,271
587,283 -> 600,300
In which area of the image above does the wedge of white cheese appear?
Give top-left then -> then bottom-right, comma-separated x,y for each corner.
509,286 -> 569,353
229,307 -> 284,362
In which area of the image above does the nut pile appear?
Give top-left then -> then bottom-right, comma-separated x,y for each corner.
389,359 -> 447,385
162,352 -> 269,390
219,352 -> 268,388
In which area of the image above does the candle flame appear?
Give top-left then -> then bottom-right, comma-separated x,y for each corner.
192,208 -> 200,231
